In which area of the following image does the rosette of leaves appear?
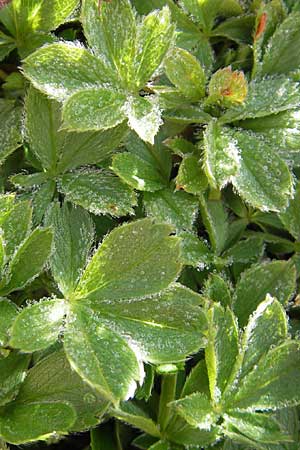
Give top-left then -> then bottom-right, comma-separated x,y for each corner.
10,87 -> 137,224
123,296 -> 300,449
0,0 -> 79,60
22,0 -> 176,144
4,203 -> 208,443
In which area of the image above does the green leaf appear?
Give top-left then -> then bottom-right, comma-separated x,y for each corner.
199,195 -> 229,255
224,412 -> 292,445
9,299 -> 68,352
144,188 -> 199,232
23,42 -> 117,101
62,89 -> 127,132
237,296 -> 288,382
206,304 -> 239,403
179,0 -> 229,32
226,129 -> 293,212
112,401 -> 160,437
220,77 -> 300,123
57,123 -> 128,172
0,228 -> 53,295
165,47 -> 205,100
21,0 -> 79,32
74,218 -> 181,301
15,349 -> 108,431
0,402 -> 76,444
134,6 -> 175,88
112,152 -> 166,192
179,232 -> 214,268
212,15 -> 255,44
58,169 -> 137,217
181,359 -> 210,397
172,392 -> 217,430
204,121 -> 240,189
233,261 -> 296,327
222,236 -> 264,265
31,180 -> 56,226
45,203 -> 94,297
176,155 -> 208,194
0,99 -> 22,164
0,31 -> 16,61
0,200 -> 32,260
88,284 -> 207,364
0,298 -> 18,347
260,12 -> 300,76
25,87 -> 63,172
231,340 -> 300,410
279,182 -> 300,240
64,302 -> 142,404
82,0 -> 136,88
203,274 -> 232,307
149,441 -> 170,450
126,95 -> 163,144
91,423 -> 118,450
0,351 -> 30,406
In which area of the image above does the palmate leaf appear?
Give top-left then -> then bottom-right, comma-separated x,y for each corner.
170,296 -> 300,447
9,217 -> 207,404
23,1 -> 175,143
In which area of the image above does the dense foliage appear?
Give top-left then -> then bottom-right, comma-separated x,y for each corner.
0,0 -> 300,449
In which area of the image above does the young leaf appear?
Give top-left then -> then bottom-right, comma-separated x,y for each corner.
144,188 -> 199,232
233,261 -> 296,326
45,203 -> 94,297
203,274 -> 232,307
165,47 -> 206,100
74,219 -> 181,301
0,228 -> 53,295
9,299 -> 68,352
58,170 -> 137,217
0,298 -> 18,347
206,304 -> 239,403
134,6 -> 175,88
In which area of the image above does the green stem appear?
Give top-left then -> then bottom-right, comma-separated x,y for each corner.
158,373 -> 177,433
